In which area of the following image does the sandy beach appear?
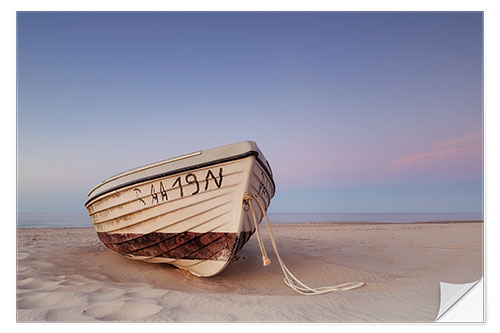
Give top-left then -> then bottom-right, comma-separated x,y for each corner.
16,222 -> 483,322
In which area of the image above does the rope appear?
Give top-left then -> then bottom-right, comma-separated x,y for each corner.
243,192 -> 365,295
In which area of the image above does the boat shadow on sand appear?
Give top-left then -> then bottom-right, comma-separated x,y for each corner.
40,235 -> 362,297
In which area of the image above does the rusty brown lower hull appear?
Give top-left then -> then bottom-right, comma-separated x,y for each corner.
97,230 -> 254,262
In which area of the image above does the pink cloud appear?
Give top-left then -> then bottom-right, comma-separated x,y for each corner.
390,132 -> 482,171
435,132 -> 482,148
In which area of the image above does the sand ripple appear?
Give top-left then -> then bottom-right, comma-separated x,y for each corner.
18,291 -> 89,309
98,302 -> 164,321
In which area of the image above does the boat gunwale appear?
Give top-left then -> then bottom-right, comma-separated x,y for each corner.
87,151 -> 203,199
86,150 -> 275,207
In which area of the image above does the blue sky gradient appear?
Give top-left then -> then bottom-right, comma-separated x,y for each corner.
17,12 -> 483,214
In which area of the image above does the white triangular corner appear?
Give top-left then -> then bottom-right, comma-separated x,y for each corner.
435,278 -> 483,322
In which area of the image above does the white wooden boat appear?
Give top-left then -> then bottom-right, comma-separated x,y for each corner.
85,141 -> 275,277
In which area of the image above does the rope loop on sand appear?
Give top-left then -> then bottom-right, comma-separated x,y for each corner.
243,192 -> 365,295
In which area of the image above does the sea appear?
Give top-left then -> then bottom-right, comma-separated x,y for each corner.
16,213 -> 484,229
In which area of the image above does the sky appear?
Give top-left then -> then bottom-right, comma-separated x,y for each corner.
17,11 -> 483,214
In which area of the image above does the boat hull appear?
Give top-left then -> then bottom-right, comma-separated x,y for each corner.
85,154 -> 274,277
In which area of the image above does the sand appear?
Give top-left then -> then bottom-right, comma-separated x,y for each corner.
16,222 -> 483,322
